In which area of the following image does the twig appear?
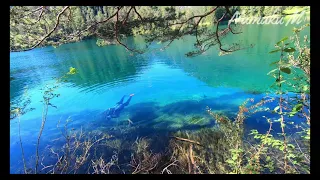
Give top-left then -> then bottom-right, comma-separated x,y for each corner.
17,111 -> 27,174
133,7 -> 143,21
161,160 -> 179,174
41,156 -> 54,171
114,7 -> 143,54
35,99 -> 49,173
189,144 -> 196,174
122,7 -> 133,25
294,138 -> 310,163
279,45 -> 288,173
171,136 -> 202,146
215,12 -> 234,53
35,6 -> 45,23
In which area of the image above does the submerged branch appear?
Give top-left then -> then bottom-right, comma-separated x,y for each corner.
171,136 -> 202,146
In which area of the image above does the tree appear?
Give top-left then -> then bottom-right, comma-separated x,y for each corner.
10,6 -> 246,55
11,6 -> 303,55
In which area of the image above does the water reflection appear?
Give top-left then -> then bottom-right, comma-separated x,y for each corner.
10,39 -> 150,98
10,24 -> 310,101
152,24 -> 310,93
52,40 -> 149,92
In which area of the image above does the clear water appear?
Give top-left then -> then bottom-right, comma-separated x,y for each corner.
10,24 -> 310,173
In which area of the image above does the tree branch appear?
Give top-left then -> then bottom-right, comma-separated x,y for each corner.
35,6 -> 45,23
64,7 -> 123,43
13,6 -> 70,52
215,12 -> 237,53
114,7 -> 143,54
122,7 -> 133,26
133,6 -> 143,21
171,136 -> 202,146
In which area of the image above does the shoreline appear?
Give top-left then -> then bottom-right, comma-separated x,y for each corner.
10,13 -> 310,53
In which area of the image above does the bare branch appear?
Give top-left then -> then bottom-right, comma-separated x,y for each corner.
114,7 -> 143,54
35,6 -> 45,23
161,160 -> 179,174
67,7 -> 72,22
133,6 -> 143,21
171,136 -> 202,146
215,12 -> 238,53
122,7 -> 133,26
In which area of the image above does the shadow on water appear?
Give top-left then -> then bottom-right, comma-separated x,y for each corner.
91,92 -> 301,137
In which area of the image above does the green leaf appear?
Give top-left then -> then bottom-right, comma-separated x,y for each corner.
270,60 -> 280,66
267,69 -> 278,75
302,85 -> 309,92
293,104 -> 303,112
283,47 -> 296,52
287,153 -> 296,159
226,159 -> 235,165
266,156 -> 271,161
280,67 -> 291,74
250,129 -> 258,135
279,146 -> 285,151
67,67 -> 77,75
269,49 -> 281,54
278,80 -> 286,84
232,155 -> 237,161
274,118 -> 281,123
288,144 -> 295,149
276,37 -> 288,45
289,112 -> 296,117
274,106 -> 280,112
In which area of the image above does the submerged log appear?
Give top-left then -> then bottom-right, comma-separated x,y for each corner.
171,136 -> 202,146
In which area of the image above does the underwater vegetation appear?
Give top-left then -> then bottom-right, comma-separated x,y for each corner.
10,24 -> 310,174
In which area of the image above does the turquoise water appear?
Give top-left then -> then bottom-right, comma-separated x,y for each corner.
10,24 -> 309,173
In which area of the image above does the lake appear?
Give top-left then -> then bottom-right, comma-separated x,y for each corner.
10,23 -> 310,173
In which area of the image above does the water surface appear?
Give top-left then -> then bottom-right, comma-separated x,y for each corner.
10,24 -> 309,173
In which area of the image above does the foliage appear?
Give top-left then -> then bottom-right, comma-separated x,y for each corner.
158,24 -> 310,174
10,6 -> 252,56
10,87 -> 35,120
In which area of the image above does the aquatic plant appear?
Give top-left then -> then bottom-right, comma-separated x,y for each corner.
9,67 -> 78,173
10,87 -> 33,174
34,67 -> 78,173
38,118 -> 114,174
130,137 -> 163,174
10,87 -> 35,121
